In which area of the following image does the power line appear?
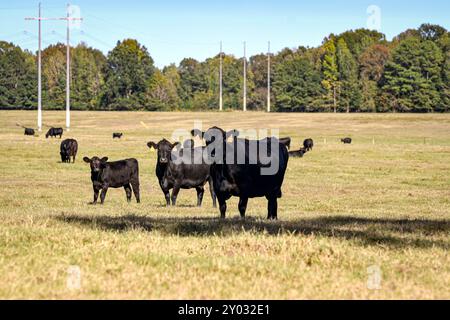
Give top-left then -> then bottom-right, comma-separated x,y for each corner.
25,2 -> 82,132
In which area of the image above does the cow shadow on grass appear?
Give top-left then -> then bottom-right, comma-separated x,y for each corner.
55,214 -> 450,250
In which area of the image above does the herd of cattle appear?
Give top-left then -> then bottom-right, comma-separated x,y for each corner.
21,125 -> 352,219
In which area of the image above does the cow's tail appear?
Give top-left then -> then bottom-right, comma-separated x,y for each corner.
208,176 -> 217,208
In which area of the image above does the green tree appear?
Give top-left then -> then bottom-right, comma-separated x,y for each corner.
41,43 -> 66,109
321,39 -> 339,112
71,43 -> 106,110
145,65 -> 181,111
101,39 -> 155,110
383,38 -> 443,112
0,41 -> 37,109
336,38 -> 361,112
273,52 -> 323,112
359,44 -> 390,112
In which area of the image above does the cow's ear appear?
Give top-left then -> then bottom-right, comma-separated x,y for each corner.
226,129 -> 240,139
191,129 -> 204,138
83,157 -> 91,163
171,142 -> 181,150
101,157 -> 108,163
147,141 -> 158,149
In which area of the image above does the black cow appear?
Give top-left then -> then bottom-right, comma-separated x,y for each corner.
279,137 -> 291,150
303,138 -> 314,151
60,139 -> 78,163
24,128 -> 35,136
147,139 -> 216,207
113,133 -> 123,139
46,127 -> 63,139
192,127 -> 289,220
289,147 -> 307,158
341,137 -> 352,144
83,157 -> 140,204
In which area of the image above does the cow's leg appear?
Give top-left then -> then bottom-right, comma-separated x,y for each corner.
266,196 -> 278,220
171,185 -> 181,206
195,186 -> 204,207
91,187 -> 99,205
218,197 -> 227,219
100,187 -> 108,204
124,184 -> 132,203
162,189 -> 170,206
238,197 -> 249,219
208,177 -> 217,208
72,155 -> 76,163
131,180 -> 140,203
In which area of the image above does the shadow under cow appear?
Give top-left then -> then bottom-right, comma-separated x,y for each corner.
55,214 -> 450,250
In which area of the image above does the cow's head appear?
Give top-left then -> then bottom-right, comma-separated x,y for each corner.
83,156 -> 108,172
147,139 -> 180,164
191,127 -> 239,146
45,130 -> 50,138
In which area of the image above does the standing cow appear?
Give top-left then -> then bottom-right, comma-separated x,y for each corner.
46,127 -> 63,139
24,128 -> 35,136
83,157 -> 140,204
303,138 -> 314,151
289,147 -> 307,158
192,127 -> 289,220
341,137 -> 352,144
113,133 -> 123,139
147,139 -> 216,207
60,139 -> 78,163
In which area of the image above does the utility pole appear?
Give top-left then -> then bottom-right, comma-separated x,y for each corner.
65,4 -> 82,131
267,41 -> 271,113
243,41 -> 247,112
25,3 -> 82,132
219,41 -> 223,111
25,3 -> 42,131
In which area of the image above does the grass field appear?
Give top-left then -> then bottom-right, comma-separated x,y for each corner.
0,110 -> 449,299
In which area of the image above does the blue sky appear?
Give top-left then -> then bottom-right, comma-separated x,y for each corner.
1,0 -> 449,67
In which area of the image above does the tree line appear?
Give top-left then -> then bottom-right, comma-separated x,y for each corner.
0,23 -> 448,112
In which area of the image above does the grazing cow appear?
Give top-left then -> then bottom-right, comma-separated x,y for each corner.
303,138 -> 314,151
46,127 -> 63,139
24,128 -> 35,136
60,139 -> 78,163
341,137 -> 352,144
147,139 -> 216,207
279,137 -> 291,150
289,148 -> 307,158
83,157 -> 140,204
192,127 -> 289,220
113,133 -> 123,139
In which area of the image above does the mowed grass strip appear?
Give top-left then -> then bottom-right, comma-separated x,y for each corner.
0,111 -> 449,299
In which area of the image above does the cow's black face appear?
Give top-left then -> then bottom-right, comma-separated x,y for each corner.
83,156 -> 108,172
147,139 -> 179,164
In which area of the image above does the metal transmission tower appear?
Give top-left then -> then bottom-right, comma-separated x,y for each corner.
267,41 -> 271,113
64,4 -> 83,131
25,3 -> 43,131
243,41 -> 247,112
219,41 -> 223,111
25,3 -> 82,132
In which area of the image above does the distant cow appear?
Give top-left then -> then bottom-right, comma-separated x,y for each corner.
192,126 -> 289,220
279,137 -> 291,150
83,157 -> 140,204
289,148 -> 307,158
46,127 -> 63,139
303,138 -> 314,151
341,137 -> 352,144
147,139 -> 216,207
24,128 -> 35,136
113,133 -> 123,139
60,139 -> 78,163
